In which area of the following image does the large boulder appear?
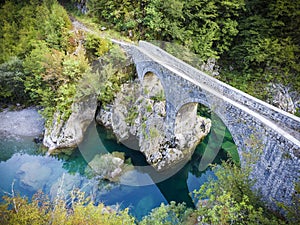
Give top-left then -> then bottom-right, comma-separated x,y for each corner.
43,94 -> 97,153
97,78 -> 211,171
85,152 -> 133,182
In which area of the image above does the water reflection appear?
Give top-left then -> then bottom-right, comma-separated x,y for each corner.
0,122 -> 232,220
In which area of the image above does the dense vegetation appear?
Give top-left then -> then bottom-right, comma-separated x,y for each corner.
80,0 -> 299,106
0,0 -> 299,224
0,0 -> 87,119
0,0 -> 134,124
1,0 -> 299,112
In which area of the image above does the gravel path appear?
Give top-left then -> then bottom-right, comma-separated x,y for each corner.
0,108 -> 44,137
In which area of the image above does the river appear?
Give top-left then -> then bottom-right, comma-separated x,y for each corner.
0,108 -> 233,220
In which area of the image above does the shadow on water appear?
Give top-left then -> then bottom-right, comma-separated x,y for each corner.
67,122 -> 233,211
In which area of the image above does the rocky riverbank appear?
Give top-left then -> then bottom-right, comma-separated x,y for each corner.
0,107 -> 44,139
43,94 -> 97,153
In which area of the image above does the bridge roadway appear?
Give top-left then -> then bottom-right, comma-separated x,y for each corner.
137,41 -> 300,139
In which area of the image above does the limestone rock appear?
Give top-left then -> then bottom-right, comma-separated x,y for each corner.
267,83 -> 299,114
96,106 -> 112,128
97,76 -> 211,171
85,152 -> 131,182
43,94 -> 97,152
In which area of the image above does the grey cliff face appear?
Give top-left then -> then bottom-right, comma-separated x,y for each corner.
43,94 -> 97,152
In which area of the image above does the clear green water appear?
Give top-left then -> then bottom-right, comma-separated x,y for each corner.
0,121 -> 233,220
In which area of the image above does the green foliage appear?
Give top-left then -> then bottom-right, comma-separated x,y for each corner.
278,182 -> 300,224
85,0 -> 299,106
125,105 -> 138,125
0,0 -> 83,123
0,57 -> 29,104
22,40 -> 90,122
150,90 -> 165,102
84,33 -> 112,60
0,0 -> 72,63
193,162 -> 286,225
0,190 -> 135,225
97,45 -> 136,106
140,201 -> 193,225
86,0 -> 244,61
221,0 -> 300,99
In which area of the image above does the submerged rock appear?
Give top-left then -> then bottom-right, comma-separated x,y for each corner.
85,152 -> 133,182
43,94 -> 97,153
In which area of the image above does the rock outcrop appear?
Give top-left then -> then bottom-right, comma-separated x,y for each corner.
85,152 -> 133,182
97,75 -> 211,171
43,94 -> 97,153
267,83 -> 300,114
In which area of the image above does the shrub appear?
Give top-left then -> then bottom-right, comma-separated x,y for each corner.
0,190 -> 135,225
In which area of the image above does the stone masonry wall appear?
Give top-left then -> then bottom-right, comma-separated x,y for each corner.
114,39 -> 300,211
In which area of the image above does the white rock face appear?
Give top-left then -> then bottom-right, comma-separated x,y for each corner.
267,83 -> 299,114
43,95 -> 97,152
97,75 -> 211,171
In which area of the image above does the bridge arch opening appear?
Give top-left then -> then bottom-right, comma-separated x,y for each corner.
174,102 -> 240,173
142,72 -> 165,101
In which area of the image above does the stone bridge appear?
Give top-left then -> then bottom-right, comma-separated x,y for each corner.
113,40 -> 300,210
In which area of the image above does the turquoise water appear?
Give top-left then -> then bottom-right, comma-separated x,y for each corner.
0,122 -> 231,220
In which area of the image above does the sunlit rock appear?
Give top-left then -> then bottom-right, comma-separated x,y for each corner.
267,83 -> 299,114
44,94 -> 97,153
85,152 -> 133,182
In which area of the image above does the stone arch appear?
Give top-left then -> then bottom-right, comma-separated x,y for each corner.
175,102 -> 199,137
174,98 -> 240,166
142,71 -> 166,102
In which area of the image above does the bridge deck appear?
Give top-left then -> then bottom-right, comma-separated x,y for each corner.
135,41 -> 300,144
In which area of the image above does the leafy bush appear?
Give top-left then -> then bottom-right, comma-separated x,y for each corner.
22,40 -> 90,122
0,57 -> 29,104
140,201 -> 193,225
0,190 -> 135,225
84,33 -> 112,61
193,162 -> 286,225
96,45 -> 136,106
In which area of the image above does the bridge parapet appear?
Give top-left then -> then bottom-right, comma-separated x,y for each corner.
137,41 -> 300,135
113,39 -> 300,211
